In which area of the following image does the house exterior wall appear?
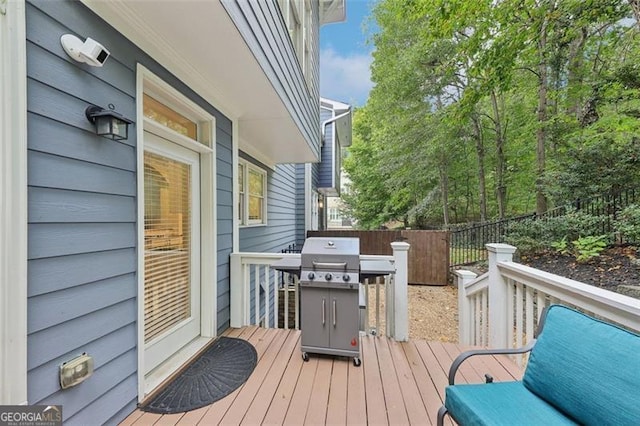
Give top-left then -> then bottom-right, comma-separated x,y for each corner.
12,0 -> 327,422
222,0 -> 321,160
238,157 -> 298,253
295,163 -> 306,246
25,1 -> 233,423
319,107 -> 335,190
215,128 -> 235,335
238,155 -> 299,327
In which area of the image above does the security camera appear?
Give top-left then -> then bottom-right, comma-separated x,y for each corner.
61,34 -> 110,67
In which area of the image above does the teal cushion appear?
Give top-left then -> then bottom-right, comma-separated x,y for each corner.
524,304 -> 640,425
445,381 -> 578,426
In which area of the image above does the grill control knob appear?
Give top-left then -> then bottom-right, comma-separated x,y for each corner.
325,273 -> 333,281
342,274 -> 351,282
307,272 -> 315,280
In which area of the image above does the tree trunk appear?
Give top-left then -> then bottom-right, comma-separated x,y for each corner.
536,21 -> 549,215
490,90 -> 507,219
630,0 -> 640,29
439,163 -> 450,226
566,27 -> 587,118
471,113 -> 488,222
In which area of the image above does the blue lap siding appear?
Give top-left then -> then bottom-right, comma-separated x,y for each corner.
25,1 -> 233,424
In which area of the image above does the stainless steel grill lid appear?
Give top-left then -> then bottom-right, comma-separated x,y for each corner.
300,237 -> 360,272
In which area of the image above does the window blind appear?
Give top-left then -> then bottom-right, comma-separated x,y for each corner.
144,151 -> 192,343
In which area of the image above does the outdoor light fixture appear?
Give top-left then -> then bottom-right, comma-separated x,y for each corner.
85,104 -> 133,141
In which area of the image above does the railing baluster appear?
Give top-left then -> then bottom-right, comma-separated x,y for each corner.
525,286 -> 535,342
515,283 -> 523,350
375,276 -> 381,335
507,278 -> 514,350
243,262 -> 250,326
283,274 -> 289,329
264,265 -> 270,328
473,294 -> 479,346
536,291 -> 546,324
364,278 -> 370,334
294,274 -> 300,330
253,264 -> 259,326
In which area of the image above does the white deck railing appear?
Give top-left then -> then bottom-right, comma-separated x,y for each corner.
456,244 -> 640,363
229,242 -> 410,341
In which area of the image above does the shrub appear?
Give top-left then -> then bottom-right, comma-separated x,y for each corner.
503,211 -> 611,254
550,237 -> 570,255
573,235 -> 608,262
614,204 -> 640,244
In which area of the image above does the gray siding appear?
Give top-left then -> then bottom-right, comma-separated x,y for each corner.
239,155 -> 298,253
319,108 -> 335,190
216,128 -> 234,334
295,164 -> 306,246
239,154 -> 298,328
222,0 -> 321,159
26,1 -> 233,423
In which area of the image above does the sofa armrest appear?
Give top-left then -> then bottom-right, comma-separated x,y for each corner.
448,339 -> 536,385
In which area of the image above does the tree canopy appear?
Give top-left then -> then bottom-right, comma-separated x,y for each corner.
342,0 -> 640,229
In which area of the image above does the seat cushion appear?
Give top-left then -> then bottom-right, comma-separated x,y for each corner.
524,305 -> 640,425
445,381 -> 578,426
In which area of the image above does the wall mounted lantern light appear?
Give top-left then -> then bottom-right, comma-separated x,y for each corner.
85,104 -> 133,141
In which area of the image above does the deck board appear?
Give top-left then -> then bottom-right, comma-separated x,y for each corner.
361,333 -> 388,425
376,337 -> 409,425
325,359 -> 348,425
388,339 -> 428,425
121,328 -> 523,425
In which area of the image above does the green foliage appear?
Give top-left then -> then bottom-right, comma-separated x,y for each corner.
614,204 -> 640,243
342,0 -> 639,228
572,235 -> 608,262
503,211 -> 611,253
551,237 -> 570,255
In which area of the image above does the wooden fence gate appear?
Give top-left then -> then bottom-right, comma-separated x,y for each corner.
306,230 -> 449,285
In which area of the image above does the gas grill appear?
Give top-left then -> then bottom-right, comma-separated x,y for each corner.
299,237 -> 362,366
271,237 -> 396,367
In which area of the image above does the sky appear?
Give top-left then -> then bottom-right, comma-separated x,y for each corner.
320,0 -> 377,107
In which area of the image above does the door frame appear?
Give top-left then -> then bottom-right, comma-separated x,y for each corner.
136,65 -> 217,400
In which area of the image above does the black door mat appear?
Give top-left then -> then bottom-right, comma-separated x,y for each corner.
141,336 -> 257,414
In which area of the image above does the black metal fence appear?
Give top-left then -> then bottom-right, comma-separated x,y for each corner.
449,186 -> 639,267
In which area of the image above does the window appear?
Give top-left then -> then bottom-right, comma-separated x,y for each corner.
278,1 -> 314,90
288,1 -> 302,57
303,1 -> 312,85
238,159 -> 267,225
328,207 -> 341,222
143,94 -> 198,140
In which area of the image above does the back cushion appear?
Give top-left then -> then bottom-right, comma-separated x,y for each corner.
523,305 -> 640,425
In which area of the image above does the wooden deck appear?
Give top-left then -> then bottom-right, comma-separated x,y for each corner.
121,327 -> 522,425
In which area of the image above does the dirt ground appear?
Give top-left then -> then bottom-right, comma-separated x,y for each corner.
520,245 -> 640,296
366,284 -> 459,342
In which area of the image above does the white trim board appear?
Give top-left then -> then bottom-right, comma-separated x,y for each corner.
135,64 -> 217,401
0,0 -> 28,405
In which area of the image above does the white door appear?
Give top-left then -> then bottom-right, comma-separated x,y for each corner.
143,131 -> 201,375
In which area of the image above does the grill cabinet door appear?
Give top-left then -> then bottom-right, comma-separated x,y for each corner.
301,287 -> 330,349
328,288 -> 360,352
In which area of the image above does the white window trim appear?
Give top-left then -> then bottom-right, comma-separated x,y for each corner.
136,64 -> 217,401
0,0 -> 28,405
238,158 -> 268,227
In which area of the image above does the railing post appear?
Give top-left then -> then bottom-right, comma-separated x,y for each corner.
391,241 -> 410,341
454,270 -> 478,345
230,253 -> 245,328
487,243 -> 516,348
